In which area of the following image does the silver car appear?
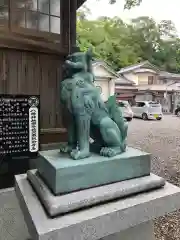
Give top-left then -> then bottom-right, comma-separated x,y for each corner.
118,101 -> 133,122
132,101 -> 163,120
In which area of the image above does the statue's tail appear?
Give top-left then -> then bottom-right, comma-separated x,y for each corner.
105,95 -> 127,151
105,95 -> 122,117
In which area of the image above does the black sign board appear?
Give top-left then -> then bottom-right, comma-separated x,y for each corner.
0,95 -> 40,159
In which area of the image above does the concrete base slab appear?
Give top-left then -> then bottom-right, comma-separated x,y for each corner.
37,147 -> 151,195
101,221 -> 155,240
15,173 -> 180,240
27,170 -> 165,216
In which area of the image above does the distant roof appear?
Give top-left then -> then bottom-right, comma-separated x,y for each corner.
77,0 -> 86,8
118,61 -> 160,74
160,71 -> 180,80
92,60 -> 120,78
115,74 -> 135,85
92,60 -> 134,85
137,83 -> 179,92
115,85 -> 138,90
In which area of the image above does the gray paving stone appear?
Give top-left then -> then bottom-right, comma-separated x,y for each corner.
0,188 -> 30,240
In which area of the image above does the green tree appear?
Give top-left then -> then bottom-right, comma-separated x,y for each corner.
101,0 -> 143,9
77,16 -> 142,69
77,7 -> 180,73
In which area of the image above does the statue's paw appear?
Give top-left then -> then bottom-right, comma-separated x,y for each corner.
60,144 -> 68,153
121,142 -> 127,152
60,144 -> 73,153
100,147 -> 116,157
70,149 -> 90,160
70,149 -> 79,159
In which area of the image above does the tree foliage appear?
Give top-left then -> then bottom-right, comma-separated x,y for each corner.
100,0 -> 142,9
111,0 -> 142,9
77,11 -> 180,73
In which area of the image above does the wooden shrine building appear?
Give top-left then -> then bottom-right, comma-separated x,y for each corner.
0,0 -> 85,145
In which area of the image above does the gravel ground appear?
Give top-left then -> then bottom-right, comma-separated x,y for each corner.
127,115 -> 180,240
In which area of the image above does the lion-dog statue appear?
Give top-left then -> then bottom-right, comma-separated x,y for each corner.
60,48 -> 128,160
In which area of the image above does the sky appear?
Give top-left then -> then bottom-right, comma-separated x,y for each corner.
85,0 -> 180,35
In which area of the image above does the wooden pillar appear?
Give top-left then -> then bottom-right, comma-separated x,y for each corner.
69,0 -> 77,52
61,0 -> 71,53
61,0 -> 77,53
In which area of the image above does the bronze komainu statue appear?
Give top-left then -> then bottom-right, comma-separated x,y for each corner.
60,49 -> 128,160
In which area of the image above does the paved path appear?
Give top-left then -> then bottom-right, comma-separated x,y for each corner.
1,115 -> 180,240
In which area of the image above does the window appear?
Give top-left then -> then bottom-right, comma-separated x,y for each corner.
118,102 -> 125,107
136,102 -> 145,107
148,76 -> 154,85
148,75 -> 157,85
149,101 -> 161,107
0,0 -> 61,39
0,1 -> 9,29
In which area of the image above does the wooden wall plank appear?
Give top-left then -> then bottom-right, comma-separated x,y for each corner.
40,53 -> 51,128
7,50 -> 18,94
0,48 -> 64,131
55,58 -> 63,128
0,51 -> 7,94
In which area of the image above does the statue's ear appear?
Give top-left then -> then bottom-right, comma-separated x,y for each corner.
86,48 -> 93,63
86,48 -> 92,57
66,54 -> 72,60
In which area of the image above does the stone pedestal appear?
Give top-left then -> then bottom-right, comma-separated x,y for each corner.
15,173 -> 180,240
36,147 -> 151,195
27,170 -> 165,216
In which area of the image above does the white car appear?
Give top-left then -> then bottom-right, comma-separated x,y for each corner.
118,101 -> 134,122
132,101 -> 163,120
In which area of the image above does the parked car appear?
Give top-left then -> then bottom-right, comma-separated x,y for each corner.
131,101 -> 163,120
118,101 -> 133,122
175,103 -> 180,117
175,107 -> 180,116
